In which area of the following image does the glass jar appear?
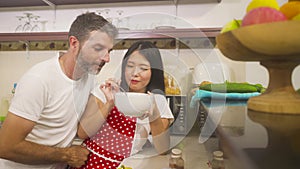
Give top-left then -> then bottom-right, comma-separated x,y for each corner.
169,148 -> 184,169
211,150 -> 225,169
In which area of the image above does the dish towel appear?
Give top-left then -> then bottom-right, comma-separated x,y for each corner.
190,89 -> 261,108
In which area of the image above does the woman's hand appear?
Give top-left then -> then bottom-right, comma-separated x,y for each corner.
138,92 -> 159,121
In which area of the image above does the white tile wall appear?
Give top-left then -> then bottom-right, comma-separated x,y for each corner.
1,0 -> 298,108
0,48 -> 248,100
0,51 -> 57,99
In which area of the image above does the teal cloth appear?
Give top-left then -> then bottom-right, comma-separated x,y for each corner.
200,100 -> 248,108
190,90 -> 260,108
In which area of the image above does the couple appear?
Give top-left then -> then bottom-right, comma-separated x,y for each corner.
0,12 -> 174,169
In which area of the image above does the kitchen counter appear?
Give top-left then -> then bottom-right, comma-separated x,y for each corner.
199,99 -> 300,169
121,122 -> 210,169
73,120 -> 211,169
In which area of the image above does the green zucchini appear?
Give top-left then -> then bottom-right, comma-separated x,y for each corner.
199,81 -> 265,93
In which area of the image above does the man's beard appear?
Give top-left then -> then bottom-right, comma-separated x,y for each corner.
77,56 -> 106,75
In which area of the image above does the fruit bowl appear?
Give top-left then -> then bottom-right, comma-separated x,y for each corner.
216,20 -> 300,114
217,20 -> 300,59
114,92 -> 154,117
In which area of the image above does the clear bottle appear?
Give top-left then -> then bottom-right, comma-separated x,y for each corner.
211,150 -> 225,169
169,148 -> 184,169
11,83 -> 17,95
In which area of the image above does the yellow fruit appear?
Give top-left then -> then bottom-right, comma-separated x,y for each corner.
280,1 -> 300,19
246,0 -> 280,13
292,13 -> 300,21
220,19 -> 242,33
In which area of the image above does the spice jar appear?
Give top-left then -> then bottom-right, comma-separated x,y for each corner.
169,148 -> 184,169
211,150 -> 225,169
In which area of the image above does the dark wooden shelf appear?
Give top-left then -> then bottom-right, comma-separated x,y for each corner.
0,28 -> 220,41
0,32 -> 68,42
118,28 -> 220,39
0,27 -> 221,50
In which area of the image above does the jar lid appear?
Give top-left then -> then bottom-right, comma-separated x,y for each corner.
213,150 -> 223,158
171,148 -> 182,155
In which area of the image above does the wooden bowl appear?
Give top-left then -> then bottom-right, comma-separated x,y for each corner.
216,20 -> 300,61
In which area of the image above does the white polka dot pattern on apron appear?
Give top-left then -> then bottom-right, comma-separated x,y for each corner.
71,106 -> 137,169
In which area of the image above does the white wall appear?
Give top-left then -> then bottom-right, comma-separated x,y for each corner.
0,51 -> 56,105
1,0 -> 298,102
0,0 -> 288,32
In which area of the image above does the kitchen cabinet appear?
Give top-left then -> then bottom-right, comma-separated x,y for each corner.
0,27 -> 221,51
0,0 -> 221,9
0,0 -> 222,51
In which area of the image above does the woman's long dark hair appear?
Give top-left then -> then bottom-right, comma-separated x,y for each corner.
120,41 -> 165,96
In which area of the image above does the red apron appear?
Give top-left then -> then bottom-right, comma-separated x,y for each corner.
72,106 -> 137,169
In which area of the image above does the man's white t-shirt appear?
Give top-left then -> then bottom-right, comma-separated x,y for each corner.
0,54 -> 96,169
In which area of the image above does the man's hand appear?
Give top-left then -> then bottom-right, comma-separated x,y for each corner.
64,145 -> 90,168
100,78 -> 120,105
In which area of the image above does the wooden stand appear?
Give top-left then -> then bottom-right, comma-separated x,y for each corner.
216,21 -> 300,114
248,60 -> 300,114
247,109 -> 300,167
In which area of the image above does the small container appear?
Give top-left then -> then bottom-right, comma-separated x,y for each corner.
211,151 -> 225,169
11,83 -> 17,95
169,148 -> 184,169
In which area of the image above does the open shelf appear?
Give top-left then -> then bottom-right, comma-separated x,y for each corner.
0,27 -> 221,50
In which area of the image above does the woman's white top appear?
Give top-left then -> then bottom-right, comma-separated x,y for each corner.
92,88 -> 174,154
